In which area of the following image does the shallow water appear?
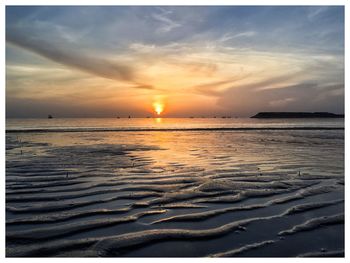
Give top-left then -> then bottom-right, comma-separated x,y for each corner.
6,119 -> 344,257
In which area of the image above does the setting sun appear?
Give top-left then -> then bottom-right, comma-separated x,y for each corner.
153,102 -> 164,115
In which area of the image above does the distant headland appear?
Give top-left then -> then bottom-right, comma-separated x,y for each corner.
251,112 -> 344,118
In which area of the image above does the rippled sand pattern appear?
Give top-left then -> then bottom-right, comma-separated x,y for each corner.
6,130 -> 344,257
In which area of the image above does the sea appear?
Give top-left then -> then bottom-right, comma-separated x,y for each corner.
5,118 -> 344,257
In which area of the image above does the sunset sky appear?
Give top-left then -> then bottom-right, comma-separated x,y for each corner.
6,6 -> 344,118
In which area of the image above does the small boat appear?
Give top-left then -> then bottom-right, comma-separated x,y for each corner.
48,115 -> 53,119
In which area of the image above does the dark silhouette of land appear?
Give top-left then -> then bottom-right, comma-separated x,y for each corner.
251,112 -> 344,118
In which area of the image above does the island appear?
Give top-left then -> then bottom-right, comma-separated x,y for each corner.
251,112 -> 344,118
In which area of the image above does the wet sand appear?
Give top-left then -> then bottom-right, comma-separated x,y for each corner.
6,130 -> 344,257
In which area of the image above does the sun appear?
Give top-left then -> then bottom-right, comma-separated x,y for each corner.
152,102 -> 164,115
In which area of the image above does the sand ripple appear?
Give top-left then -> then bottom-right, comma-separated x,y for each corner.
6,130 -> 344,257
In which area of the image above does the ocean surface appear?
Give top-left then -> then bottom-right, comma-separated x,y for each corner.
6,117 -> 344,131
6,118 -> 344,257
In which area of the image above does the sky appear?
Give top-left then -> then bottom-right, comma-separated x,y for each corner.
6,6 -> 344,118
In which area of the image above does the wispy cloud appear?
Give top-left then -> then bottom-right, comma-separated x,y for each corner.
151,7 -> 181,33
307,6 -> 329,21
7,31 -> 135,82
219,31 -> 256,42
268,97 -> 295,107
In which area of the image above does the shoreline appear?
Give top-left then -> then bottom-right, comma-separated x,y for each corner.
5,127 -> 345,133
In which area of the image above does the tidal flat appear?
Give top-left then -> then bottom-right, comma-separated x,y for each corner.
6,128 -> 344,257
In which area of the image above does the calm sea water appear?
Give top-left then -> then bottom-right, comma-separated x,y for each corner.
6,118 -> 344,131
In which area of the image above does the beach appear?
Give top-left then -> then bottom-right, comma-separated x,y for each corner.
5,118 -> 344,257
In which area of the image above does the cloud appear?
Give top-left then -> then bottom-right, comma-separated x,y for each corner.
268,97 -> 295,107
7,31 -> 138,82
307,6 -> 329,21
129,43 -> 156,53
217,81 -> 344,116
131,84 -> 154,90
219,31 -> 256,42
192,76 -> 250,96
151,8 -> 181,33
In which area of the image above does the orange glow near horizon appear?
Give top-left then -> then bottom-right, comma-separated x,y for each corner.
153,102 -> 164,115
